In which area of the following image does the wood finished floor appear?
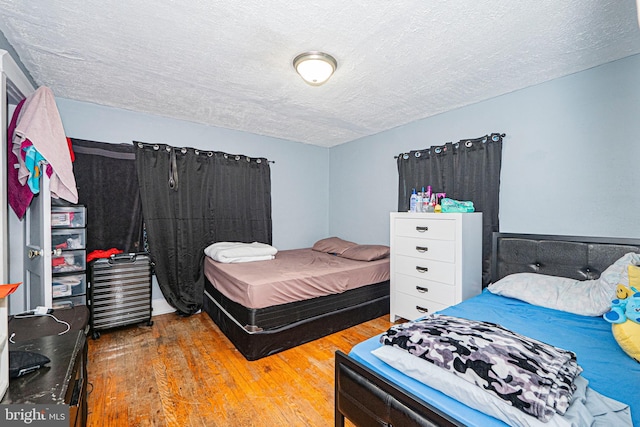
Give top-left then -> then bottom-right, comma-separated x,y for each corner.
86,312 -> 392,427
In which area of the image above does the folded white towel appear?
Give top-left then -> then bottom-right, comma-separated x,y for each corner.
204,242 -> 277,263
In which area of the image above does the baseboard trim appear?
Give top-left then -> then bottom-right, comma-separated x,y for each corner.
152,298 -> 175,316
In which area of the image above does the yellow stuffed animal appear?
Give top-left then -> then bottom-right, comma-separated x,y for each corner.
612,321 -> 640,363
609,265 -> 640,362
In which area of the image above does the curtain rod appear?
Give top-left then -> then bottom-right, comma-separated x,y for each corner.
393,133 -> 505,159
134,141 -> 275,164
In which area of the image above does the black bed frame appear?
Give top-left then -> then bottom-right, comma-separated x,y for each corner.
335,232 -> 640,427
203,277 -> 390,361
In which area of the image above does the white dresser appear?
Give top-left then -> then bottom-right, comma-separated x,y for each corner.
389,212 -> 482,322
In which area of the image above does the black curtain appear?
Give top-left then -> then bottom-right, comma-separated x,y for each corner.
397,133 -> 503,285
134,142 -> 272,315
71,138 -> 144,253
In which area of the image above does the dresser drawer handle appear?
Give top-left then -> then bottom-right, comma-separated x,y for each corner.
415,266 -> 429,273
416,306 -> 429,313
416,286 -> 429,293
416,226 -> 429,233
415,246 -> 428,253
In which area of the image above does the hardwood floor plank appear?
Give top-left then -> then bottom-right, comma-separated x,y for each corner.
86,312 -> 391,426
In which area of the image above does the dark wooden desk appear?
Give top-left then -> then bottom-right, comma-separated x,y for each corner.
8,306 -> 89,342
1,330 -> 88,427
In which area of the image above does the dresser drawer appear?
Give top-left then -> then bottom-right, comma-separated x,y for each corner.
394,236 -> 455,263
393,291 -> 447,321
394,218 -> 456,240
394,273 -> 456,306
395,255 -> 455,285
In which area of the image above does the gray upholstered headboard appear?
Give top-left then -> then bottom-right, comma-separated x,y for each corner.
491,233 -> 640,283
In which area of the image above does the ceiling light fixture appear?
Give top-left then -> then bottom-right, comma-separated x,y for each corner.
293,51 -> 337,86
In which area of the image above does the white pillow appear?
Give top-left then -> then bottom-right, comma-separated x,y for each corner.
203,241 -> 277,263
488,252 -> 640,316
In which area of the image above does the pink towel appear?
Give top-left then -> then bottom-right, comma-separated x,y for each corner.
14,86 -> 77,204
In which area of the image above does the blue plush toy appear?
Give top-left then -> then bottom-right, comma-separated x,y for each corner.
604,298 -> 627,323
626,294 -> 640,324
604,288 -> 640,324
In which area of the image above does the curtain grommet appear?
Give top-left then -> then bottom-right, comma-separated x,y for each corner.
153,144 -> 159,151
402,153 -> 409,160
434,147 -> 442,154
465,140 -> 473,148
181,148 -> 187,154
415,152 -> 421,158
208,152 -> 213,157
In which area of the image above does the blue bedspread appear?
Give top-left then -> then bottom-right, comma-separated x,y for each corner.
349,290 -> 640,426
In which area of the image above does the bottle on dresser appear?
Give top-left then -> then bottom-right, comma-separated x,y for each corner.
409,189 -> 419,212
422,186 -> 432,212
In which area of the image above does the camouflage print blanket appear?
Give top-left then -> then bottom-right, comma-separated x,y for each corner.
380,314 -> 583,422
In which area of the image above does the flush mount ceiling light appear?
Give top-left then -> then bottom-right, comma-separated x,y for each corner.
293,51 -> 337,86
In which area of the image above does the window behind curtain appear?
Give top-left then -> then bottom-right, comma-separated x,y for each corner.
71,138 -> 144,254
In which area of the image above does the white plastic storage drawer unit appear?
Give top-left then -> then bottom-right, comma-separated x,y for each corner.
389,212 -> 482,322
51,204 -> 88,307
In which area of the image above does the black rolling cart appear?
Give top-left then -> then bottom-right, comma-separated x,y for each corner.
88,253 -> 153,339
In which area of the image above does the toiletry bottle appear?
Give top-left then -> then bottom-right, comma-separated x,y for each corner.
434,193 -> 445,213
409,189 -> 418,212
422,186 -> 431,212
428,193 -> 436,212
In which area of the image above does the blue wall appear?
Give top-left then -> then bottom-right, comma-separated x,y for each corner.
53,54 -> 640,310
329,54 -> 640,245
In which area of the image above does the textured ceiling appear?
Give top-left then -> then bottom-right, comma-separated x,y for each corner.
1,1 -> 639,147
